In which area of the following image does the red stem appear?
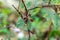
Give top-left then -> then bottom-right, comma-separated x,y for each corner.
21,0 -> 30,40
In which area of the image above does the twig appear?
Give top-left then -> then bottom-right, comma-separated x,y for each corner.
28,5 -> 60,11
28,7 -> 41,11
12,5 -> 23,19
21,0 -> 28,16
21,0 -> 31,40
28,0 -> 51,11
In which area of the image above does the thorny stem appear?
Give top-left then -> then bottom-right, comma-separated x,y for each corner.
21,0 -> 30,40
12,5 -> 23,19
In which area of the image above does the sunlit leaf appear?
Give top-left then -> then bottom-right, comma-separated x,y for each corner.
30,8 -> 41,16
2,8 -> 11,15
39,20 -> 51,32
0,28 -> 9,34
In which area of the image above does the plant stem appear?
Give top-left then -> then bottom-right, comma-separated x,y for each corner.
21,0 -> 30,40
28,5 -> 60,11
21,0 -> 28,16
12,5 -> 23,19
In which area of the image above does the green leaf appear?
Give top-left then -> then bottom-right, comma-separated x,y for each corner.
40,8 -> 59,30
31,17 -> 40,28
2,8 -> 11,15
16,18 -> 24,28
0,13 -> 8,27
49,37 -> 56,40
39,20 -> 51,32
58,19 -> 60,28
50,0 -> 60,5
30,34 -> 37,40
0,2 -> 3,6
40,8 -> 55,19
2,19 -> 8,25
26,2 -> 32,9
20,2 -> 25,10
49,30 -> 60,37
30,8 -> 41,16
0,28 -> 9,34
52,14 -> 59,30
27,19 -> 32,30
0,24 -> 2,27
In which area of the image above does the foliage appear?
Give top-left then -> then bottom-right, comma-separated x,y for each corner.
0,0 -> 60,40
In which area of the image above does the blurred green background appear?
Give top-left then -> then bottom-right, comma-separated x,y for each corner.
0,0 -> 60,40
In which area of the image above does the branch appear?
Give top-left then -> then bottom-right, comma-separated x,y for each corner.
12,5 -> 23,19
28,5 -> 60,11
21,0 -> 31,40
28,7 -> 41,11
21,0 -> 28,16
